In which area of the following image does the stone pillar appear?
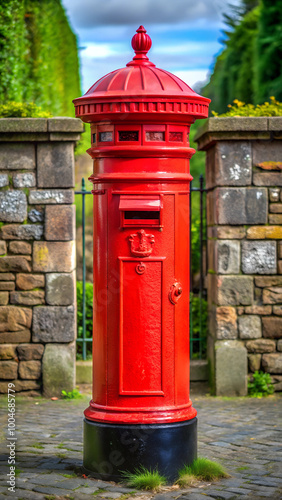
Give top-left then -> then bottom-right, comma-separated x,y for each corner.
195,117 -> 282,395
0,117 -> 83,397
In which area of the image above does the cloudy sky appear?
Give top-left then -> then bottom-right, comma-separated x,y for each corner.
62,0 -> 238,94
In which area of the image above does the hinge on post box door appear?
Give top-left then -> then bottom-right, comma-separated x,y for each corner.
92,189 -> 105,195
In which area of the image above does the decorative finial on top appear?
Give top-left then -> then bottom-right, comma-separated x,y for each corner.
127,26 -> 155,66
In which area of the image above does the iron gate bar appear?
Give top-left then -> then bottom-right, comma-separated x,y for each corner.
75,178 -> 92,360
189,174 -> 207,360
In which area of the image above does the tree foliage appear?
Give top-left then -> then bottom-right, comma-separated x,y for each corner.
203,6 -> 259,114
202,0 -> 282,113
0,0 -> 81,116
256,0 -> 282,103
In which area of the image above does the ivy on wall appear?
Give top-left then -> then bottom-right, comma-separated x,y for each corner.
0,0 -> 81,116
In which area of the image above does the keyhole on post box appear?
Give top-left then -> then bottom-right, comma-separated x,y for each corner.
169,282 -> 183,304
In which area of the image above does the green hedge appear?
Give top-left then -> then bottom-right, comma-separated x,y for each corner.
0,0 -> 81,116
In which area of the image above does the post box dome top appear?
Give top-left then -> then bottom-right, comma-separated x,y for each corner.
73,26 -> 210,123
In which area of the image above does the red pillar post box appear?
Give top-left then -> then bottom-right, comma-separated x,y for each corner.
73,26 -> 210,483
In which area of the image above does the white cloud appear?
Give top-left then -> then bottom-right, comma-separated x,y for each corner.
173,69 -> 209,88
62,0 -> 231,29
82,43 -> 125,58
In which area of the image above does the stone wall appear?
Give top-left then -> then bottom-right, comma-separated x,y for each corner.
195,117 -> 282,396
0,118 -> 83,397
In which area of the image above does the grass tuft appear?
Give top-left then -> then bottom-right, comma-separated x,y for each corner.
121,466 -> 166,491
31,443 -> 44,449
177,457 -> 229,486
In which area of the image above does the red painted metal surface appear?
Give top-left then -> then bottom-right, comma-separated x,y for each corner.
74,26 -> 210,425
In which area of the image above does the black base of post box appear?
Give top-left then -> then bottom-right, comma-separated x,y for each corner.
83,417 -> 197,483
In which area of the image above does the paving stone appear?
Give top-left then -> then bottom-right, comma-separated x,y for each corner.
16,274 -> 45,291
32,485 -> 75,495
0,143 -> 35,170
0,360 -> 18,379
226,487 -> 255,495
17,344 -> 44,361
262,353 -> 282,374
37,142 -> 74,188
218,276 -> 253,306
0,224 -> 43,240
215,340 -> 247,396
18,360 -> 41,379
29,189 -> 74,204
205,491 -> 237,499
0,191 -> 27,222
13,172 -> 36,188
45,272 -> 75,306
215,187 -> 268,225
9,241 -> 32,254
181,494 -> 215,500
32,305 -> 75,342
262,316 -> 282,338
33,241 -> 75,272
10,291 -> 45,306
6,489 -> 45,499
238,315 -> 261,340
77,486 -> 100,493
45,204 -> 75,241
42,342 -> 75,397
0,256 -> 31,272
242,241 -> 277,275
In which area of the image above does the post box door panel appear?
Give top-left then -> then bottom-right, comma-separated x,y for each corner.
107,192 -> 177,408
119,258 -> 165,395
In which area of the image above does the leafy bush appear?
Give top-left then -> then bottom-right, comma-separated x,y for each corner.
76,281 -> 93,359
248,371 -> 274,397
0,101 -> 52,118
212,96 -> 282,117
0,0 -> 81,117
61,388 -> 82,399
121,466 -> 166,490
191,295 -> 208,359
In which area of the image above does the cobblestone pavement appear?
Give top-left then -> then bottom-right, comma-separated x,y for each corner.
0,388 -> 282,500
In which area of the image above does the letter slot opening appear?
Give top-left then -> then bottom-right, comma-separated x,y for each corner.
119,196 -> 162,227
